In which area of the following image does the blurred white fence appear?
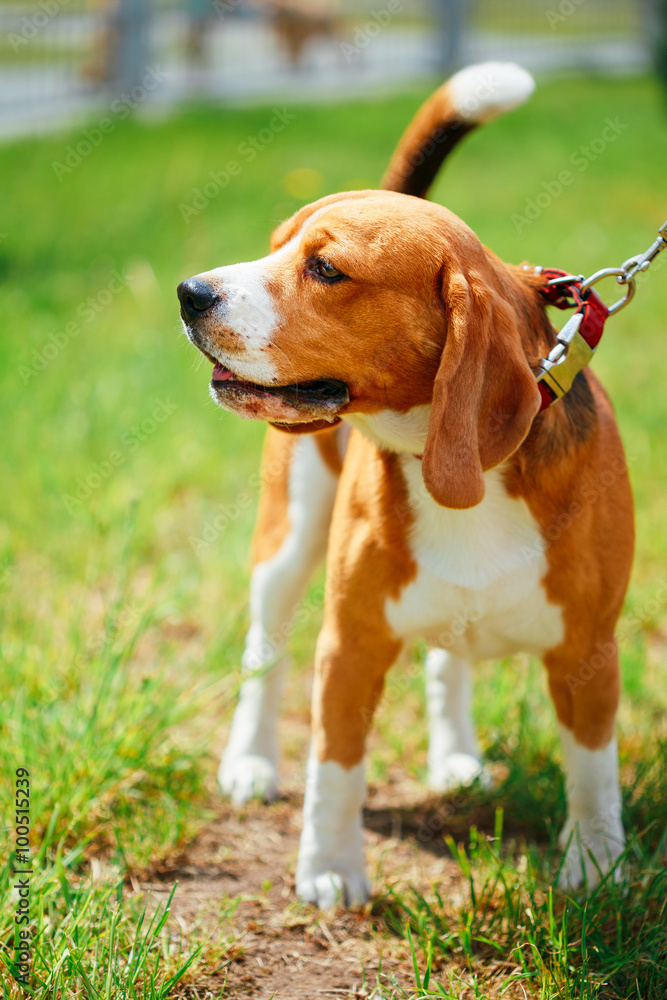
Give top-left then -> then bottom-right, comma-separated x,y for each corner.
0,0 -> 654,137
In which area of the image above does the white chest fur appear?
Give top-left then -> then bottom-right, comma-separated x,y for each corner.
386,456 -> 564,660
345,405 -> 431,455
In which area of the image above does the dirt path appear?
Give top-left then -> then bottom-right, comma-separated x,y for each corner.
142,777 -> 477,999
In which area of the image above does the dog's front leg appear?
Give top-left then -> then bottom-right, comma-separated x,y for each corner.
220,432 -> 338,804
294,435 -> 413,907
296,622 -> 401,908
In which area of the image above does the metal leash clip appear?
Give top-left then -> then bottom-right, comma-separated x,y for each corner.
564,219 -> 667,315
580,266 -> 635,314
620,219 -> 667,283
532,219 -> 666,410
535,309 -> 594,403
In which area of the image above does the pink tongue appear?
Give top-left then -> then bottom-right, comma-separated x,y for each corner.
212,364 -> 234,382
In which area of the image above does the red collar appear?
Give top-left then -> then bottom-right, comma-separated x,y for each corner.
534,268 -> 609,411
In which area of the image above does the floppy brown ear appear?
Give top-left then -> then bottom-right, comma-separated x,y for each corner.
422,267 -> 541,508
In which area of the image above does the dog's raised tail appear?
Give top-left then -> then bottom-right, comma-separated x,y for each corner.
381,62 -> 534,199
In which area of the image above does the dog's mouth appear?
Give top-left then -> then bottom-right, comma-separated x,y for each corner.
210,363 -> 350,419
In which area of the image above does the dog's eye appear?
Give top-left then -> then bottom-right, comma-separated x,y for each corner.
314,258 -> 345,281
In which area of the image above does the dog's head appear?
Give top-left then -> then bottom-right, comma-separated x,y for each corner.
178,190 -> 542,508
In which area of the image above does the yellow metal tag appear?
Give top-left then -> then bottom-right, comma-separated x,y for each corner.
537,330 -> 594,400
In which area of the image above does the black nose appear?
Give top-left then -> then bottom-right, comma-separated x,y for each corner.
177,279 -> 218,319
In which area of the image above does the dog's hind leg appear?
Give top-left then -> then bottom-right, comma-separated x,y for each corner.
424,649 -> 482,792
220,427 -> 341,804
546,637 -> 625,890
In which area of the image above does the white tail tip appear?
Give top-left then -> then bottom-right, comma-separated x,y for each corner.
449,62 -> 536,124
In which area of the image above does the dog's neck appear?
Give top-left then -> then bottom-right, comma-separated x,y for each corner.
344,405 -> 431,455
344,268 -> 556,458
503,260 -> 559,360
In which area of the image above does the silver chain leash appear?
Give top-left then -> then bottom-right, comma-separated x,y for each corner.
549,218 -> 667,316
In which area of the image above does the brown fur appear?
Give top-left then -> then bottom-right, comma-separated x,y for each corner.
422,252 -> 542,509
243,200 -> 634,761
186,73 -> 634,770
251,430 -> 295,566
315,427 -> 344,476
381,80 -> 476,198
507,371 -> 634,748
313,433 -> 416,766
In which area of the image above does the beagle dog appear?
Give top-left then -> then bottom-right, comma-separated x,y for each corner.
178,63 -> 634,907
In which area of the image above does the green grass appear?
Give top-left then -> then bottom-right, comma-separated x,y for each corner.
471,0 -> 640,36
373,817 -> 667,999
1,73 -> 666,996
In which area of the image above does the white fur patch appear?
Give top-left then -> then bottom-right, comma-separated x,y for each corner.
450,62 -> 535,124
345,404 -> 431,455
196,256 -> 280,384
558,726 -> 624,889
296,756 -> 370,908
193,216 -> 337,385
220,436 -> 338,804
385,457 -> 564,660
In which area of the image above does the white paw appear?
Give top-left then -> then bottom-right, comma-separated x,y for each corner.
297,757 -> 368,908
428,752 -> 483,793
218,754 -> 278,805
296,868 -> 371,909
558,818 -> 625,891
